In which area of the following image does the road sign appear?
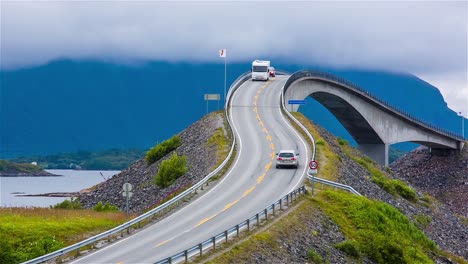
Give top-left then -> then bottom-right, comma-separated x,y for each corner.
288,100 -> 306,105
204,94 -> 221,100
309,160 -> 318,170
122,191 -> 133,198
122,183 -> 132,192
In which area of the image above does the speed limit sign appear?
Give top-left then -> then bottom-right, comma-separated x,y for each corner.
309,160 -> 318,170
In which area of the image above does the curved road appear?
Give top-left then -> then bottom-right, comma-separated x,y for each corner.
73,75 -> 310,263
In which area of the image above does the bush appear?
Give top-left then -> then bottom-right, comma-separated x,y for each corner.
307,248 -> 323,263
335,240 -> 360,258
93,201 -> 119,212
154,153 -> 188,188
146,136 -> 182,164
337,138 -> 348,146
52,197 -> 82,209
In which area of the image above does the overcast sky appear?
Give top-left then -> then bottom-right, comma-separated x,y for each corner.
2,1 -> 467,115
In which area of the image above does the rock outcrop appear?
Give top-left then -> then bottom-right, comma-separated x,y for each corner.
78,112 -> 226,214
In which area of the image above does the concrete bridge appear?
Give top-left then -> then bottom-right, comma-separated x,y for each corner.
283,70 -> 465,167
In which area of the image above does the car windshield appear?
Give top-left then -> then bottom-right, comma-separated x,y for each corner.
253,66 -> 268,72
279,152 -> 294,158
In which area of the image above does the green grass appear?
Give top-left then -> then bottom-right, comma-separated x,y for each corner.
338,139 -> 418,202
0,207 -> 126,263
291,112 -> 340,181
315,190 -> 436,264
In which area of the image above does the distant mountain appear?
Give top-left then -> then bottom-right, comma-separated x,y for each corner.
1,60 -> 465,158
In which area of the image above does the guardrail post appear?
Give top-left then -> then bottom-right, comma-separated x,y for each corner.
168,257 -> 172,264
280,198 -> 283,210
212,237 -> 216,250
272,203 -> 276,216
184,250 -> 188,263
199,243 -> 203,257
256,213 -> 260,226
236,225 -> 240,237
225,230 -> 228,243
264,208 -> 268,220
247,219 -> 250,232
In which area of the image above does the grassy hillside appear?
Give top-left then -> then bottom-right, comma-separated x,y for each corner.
0,160 -> 52,176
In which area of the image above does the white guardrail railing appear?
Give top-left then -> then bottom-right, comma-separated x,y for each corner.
155,186 -> 307,264
22,72 -> 253,264
280,73 -> 361,197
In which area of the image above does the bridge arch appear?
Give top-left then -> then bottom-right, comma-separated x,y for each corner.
283,71 -> 464,166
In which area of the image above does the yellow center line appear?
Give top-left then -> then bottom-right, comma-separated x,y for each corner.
257,173 -> 266,184
223,199 -> 240,211
196,213 -> 218,227
155,239 -> 170,248
193,79 -> 275,230
243,186 -> 256,197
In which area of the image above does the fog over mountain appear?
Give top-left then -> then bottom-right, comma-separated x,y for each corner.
1,1 -> 466,114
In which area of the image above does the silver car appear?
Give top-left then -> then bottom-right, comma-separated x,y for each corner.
275,150 -> 299,169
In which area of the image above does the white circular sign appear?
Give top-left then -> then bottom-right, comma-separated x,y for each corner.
122,182 -> 133,192
309,160 -> 318,170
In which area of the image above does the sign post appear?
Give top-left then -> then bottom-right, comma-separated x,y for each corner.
204,94 -> 221,114
122,182 -> 133,221
219,49 -> 227,103
308,160 -> 318,195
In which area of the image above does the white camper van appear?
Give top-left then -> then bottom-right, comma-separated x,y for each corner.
252,60 -> 271,81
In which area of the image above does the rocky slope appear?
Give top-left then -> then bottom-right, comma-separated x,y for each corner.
391,147 -> 468,218
78,112 -> 226,214
316,123 -> 467,261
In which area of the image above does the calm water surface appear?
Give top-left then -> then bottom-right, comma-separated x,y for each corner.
0,170 -> 119,207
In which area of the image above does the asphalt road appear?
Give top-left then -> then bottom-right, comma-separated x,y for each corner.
72,75 -> 310,263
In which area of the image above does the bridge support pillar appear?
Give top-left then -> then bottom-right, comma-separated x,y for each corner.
357,143 -> 389,167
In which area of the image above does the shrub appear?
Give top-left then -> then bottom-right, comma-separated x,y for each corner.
393,180 -> 417,202
335,240 -> 360,258
415,214 -> 432,228
94,201 -> 119,212
307,248 -> 323,263
52,197 -> 82,209
146,136 -> 182,164
153,153 -> 188,188
337,138 -> 348,146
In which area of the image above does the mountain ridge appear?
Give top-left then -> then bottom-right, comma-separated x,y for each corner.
1,59 -> 466,158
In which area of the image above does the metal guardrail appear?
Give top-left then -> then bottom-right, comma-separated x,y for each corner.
281,73 -> 361,196
155,186 -> 307,264
283,70 -> 464,141
23,72 -> 253,264
307,174 -> 361,196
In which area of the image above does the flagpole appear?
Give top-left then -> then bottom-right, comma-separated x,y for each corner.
224,55 -> 227,104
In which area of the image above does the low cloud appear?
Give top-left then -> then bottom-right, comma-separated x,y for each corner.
1,1 -> 466,112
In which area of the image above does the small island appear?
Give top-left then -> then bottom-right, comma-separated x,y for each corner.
0,160 -> 59,177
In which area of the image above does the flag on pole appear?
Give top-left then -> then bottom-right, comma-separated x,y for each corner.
219,49 -> 226,58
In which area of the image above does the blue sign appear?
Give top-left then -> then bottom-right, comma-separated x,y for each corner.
288,100 -> 306,105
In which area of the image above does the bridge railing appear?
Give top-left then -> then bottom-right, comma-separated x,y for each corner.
155,186 -> 307,264
280,76 -> 361,196
22,72 -> 253,264
283,70 -> 464,141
